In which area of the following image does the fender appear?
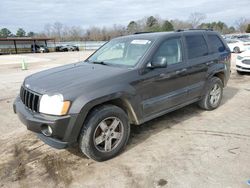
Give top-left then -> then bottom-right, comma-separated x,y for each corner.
63,83 -> 139,143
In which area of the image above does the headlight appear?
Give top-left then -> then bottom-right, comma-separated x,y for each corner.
237,56 -> 243,60
39,94 -> 70,115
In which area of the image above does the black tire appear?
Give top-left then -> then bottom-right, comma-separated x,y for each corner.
198,77 -> 223,110
233,46 -> 240,53
237,70 -> 244,75
79,105 -> 130,161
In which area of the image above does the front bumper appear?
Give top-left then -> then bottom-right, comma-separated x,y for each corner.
236,65 -> 250,72
236,59 -> 250,72
13,96 -> 78,149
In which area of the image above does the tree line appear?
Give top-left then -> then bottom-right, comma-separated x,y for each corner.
1,13 -> 250,41
0,28 -> 35,38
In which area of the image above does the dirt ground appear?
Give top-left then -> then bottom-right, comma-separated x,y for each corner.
0,52 -> 249,188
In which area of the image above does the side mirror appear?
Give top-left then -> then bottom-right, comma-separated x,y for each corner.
149,56 -> 167,68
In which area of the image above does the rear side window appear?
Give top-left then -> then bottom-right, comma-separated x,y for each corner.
208,35 -> 226,53
185,35 -> 208,59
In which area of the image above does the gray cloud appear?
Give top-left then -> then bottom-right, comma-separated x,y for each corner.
0,0 -> 249,32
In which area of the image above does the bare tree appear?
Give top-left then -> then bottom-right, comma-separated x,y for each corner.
188,12 -> 206,28
44,24 -> 52,37
235,17 -> 249,33
86,26 -> 102,41
69,26 -> 84,41
171,19 -> 192,30
53,22 -> 63,41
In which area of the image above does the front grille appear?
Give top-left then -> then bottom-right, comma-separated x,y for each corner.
20,86 -> 41,112
242,60 -> 250,65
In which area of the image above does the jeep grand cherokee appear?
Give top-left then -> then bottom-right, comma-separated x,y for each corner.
14,30 -> 231,161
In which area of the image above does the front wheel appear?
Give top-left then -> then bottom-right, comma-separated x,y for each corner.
79,105 -> 130,161
198,77 -> 223,110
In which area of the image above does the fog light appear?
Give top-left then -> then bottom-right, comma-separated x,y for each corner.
41,124 -> 53,137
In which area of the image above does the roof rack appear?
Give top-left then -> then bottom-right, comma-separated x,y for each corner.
189,28 -> 213,31
176,28 -> 213,32
133,31 -> 155,34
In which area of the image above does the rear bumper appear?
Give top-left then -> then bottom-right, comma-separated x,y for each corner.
13,96 -> 78,149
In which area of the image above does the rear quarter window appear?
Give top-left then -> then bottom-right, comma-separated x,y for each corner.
208,35 -> 226,53
185,35 -> 208,59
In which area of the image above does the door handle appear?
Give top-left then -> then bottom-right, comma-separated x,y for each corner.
159,73 -> 170,79
206,61 -> 214,66
175,68 -> 187,75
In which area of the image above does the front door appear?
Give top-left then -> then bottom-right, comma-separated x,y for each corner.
138,37 -> 190,118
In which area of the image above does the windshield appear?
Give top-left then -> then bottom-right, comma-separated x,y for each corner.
87,38 -> 153,67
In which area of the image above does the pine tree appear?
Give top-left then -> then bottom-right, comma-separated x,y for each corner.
246,24 -> 250,33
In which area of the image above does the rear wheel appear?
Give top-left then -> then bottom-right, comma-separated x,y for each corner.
198,77 -> 223,110
79,105 -> 130,161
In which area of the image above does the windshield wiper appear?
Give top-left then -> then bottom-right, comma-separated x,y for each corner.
91,61 -> 108,65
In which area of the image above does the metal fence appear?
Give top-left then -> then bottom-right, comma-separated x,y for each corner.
0,41 -> 106,54
49,41 -> 106,50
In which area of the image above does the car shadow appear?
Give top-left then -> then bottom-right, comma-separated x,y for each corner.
220,86 -> 239,106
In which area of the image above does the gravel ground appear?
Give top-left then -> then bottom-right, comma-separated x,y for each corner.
0,52 -> 249,188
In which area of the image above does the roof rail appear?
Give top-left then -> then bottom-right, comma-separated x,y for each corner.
189,28 -> 213,31
133,31 -> 155,34
176,28 -> 213,32
176,29 -> 184,32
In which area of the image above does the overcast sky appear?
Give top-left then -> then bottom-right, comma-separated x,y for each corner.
0,0 -> 249,32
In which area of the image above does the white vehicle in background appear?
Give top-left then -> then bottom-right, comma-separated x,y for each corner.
236,50 -> 250,74
226,39 -> 250,53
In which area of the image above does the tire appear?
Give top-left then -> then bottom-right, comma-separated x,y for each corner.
198,77 -> 223,110
233,46 -> 240,53
237,70 -> 244,75
79,105 -> 130,161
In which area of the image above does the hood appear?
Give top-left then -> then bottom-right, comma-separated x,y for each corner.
24,62 -> 129,95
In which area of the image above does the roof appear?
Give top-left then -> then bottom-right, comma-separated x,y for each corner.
115,29 -> 218,41
0,37 -> 55,41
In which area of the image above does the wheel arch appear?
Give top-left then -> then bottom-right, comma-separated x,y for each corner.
213,71 -> 225,87
81,97 -> 139,126
64,94 -> 140,144
207,63 -> 226,87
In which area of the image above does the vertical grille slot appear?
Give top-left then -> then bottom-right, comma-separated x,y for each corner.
20,86 -> 41,112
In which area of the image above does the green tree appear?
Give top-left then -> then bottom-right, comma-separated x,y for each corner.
16,28 -> 26,37
246,24 -> 250,33
146,16 -> 160,32
0,28 -> 12,38
228,26 -> 236,33
27,31 -> 35,37
161,20 -> 174,31
127,21 -> 138,34
198,21 -> 233,34
146,16 -> 158,27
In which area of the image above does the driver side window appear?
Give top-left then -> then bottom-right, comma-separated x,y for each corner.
153,38 -> 182,65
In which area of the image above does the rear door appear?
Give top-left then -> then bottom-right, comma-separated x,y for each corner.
206,33 -> 231,85
183,33 -> 209,100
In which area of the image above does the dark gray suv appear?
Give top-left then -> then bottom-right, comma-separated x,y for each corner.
14,30 -> 231,161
